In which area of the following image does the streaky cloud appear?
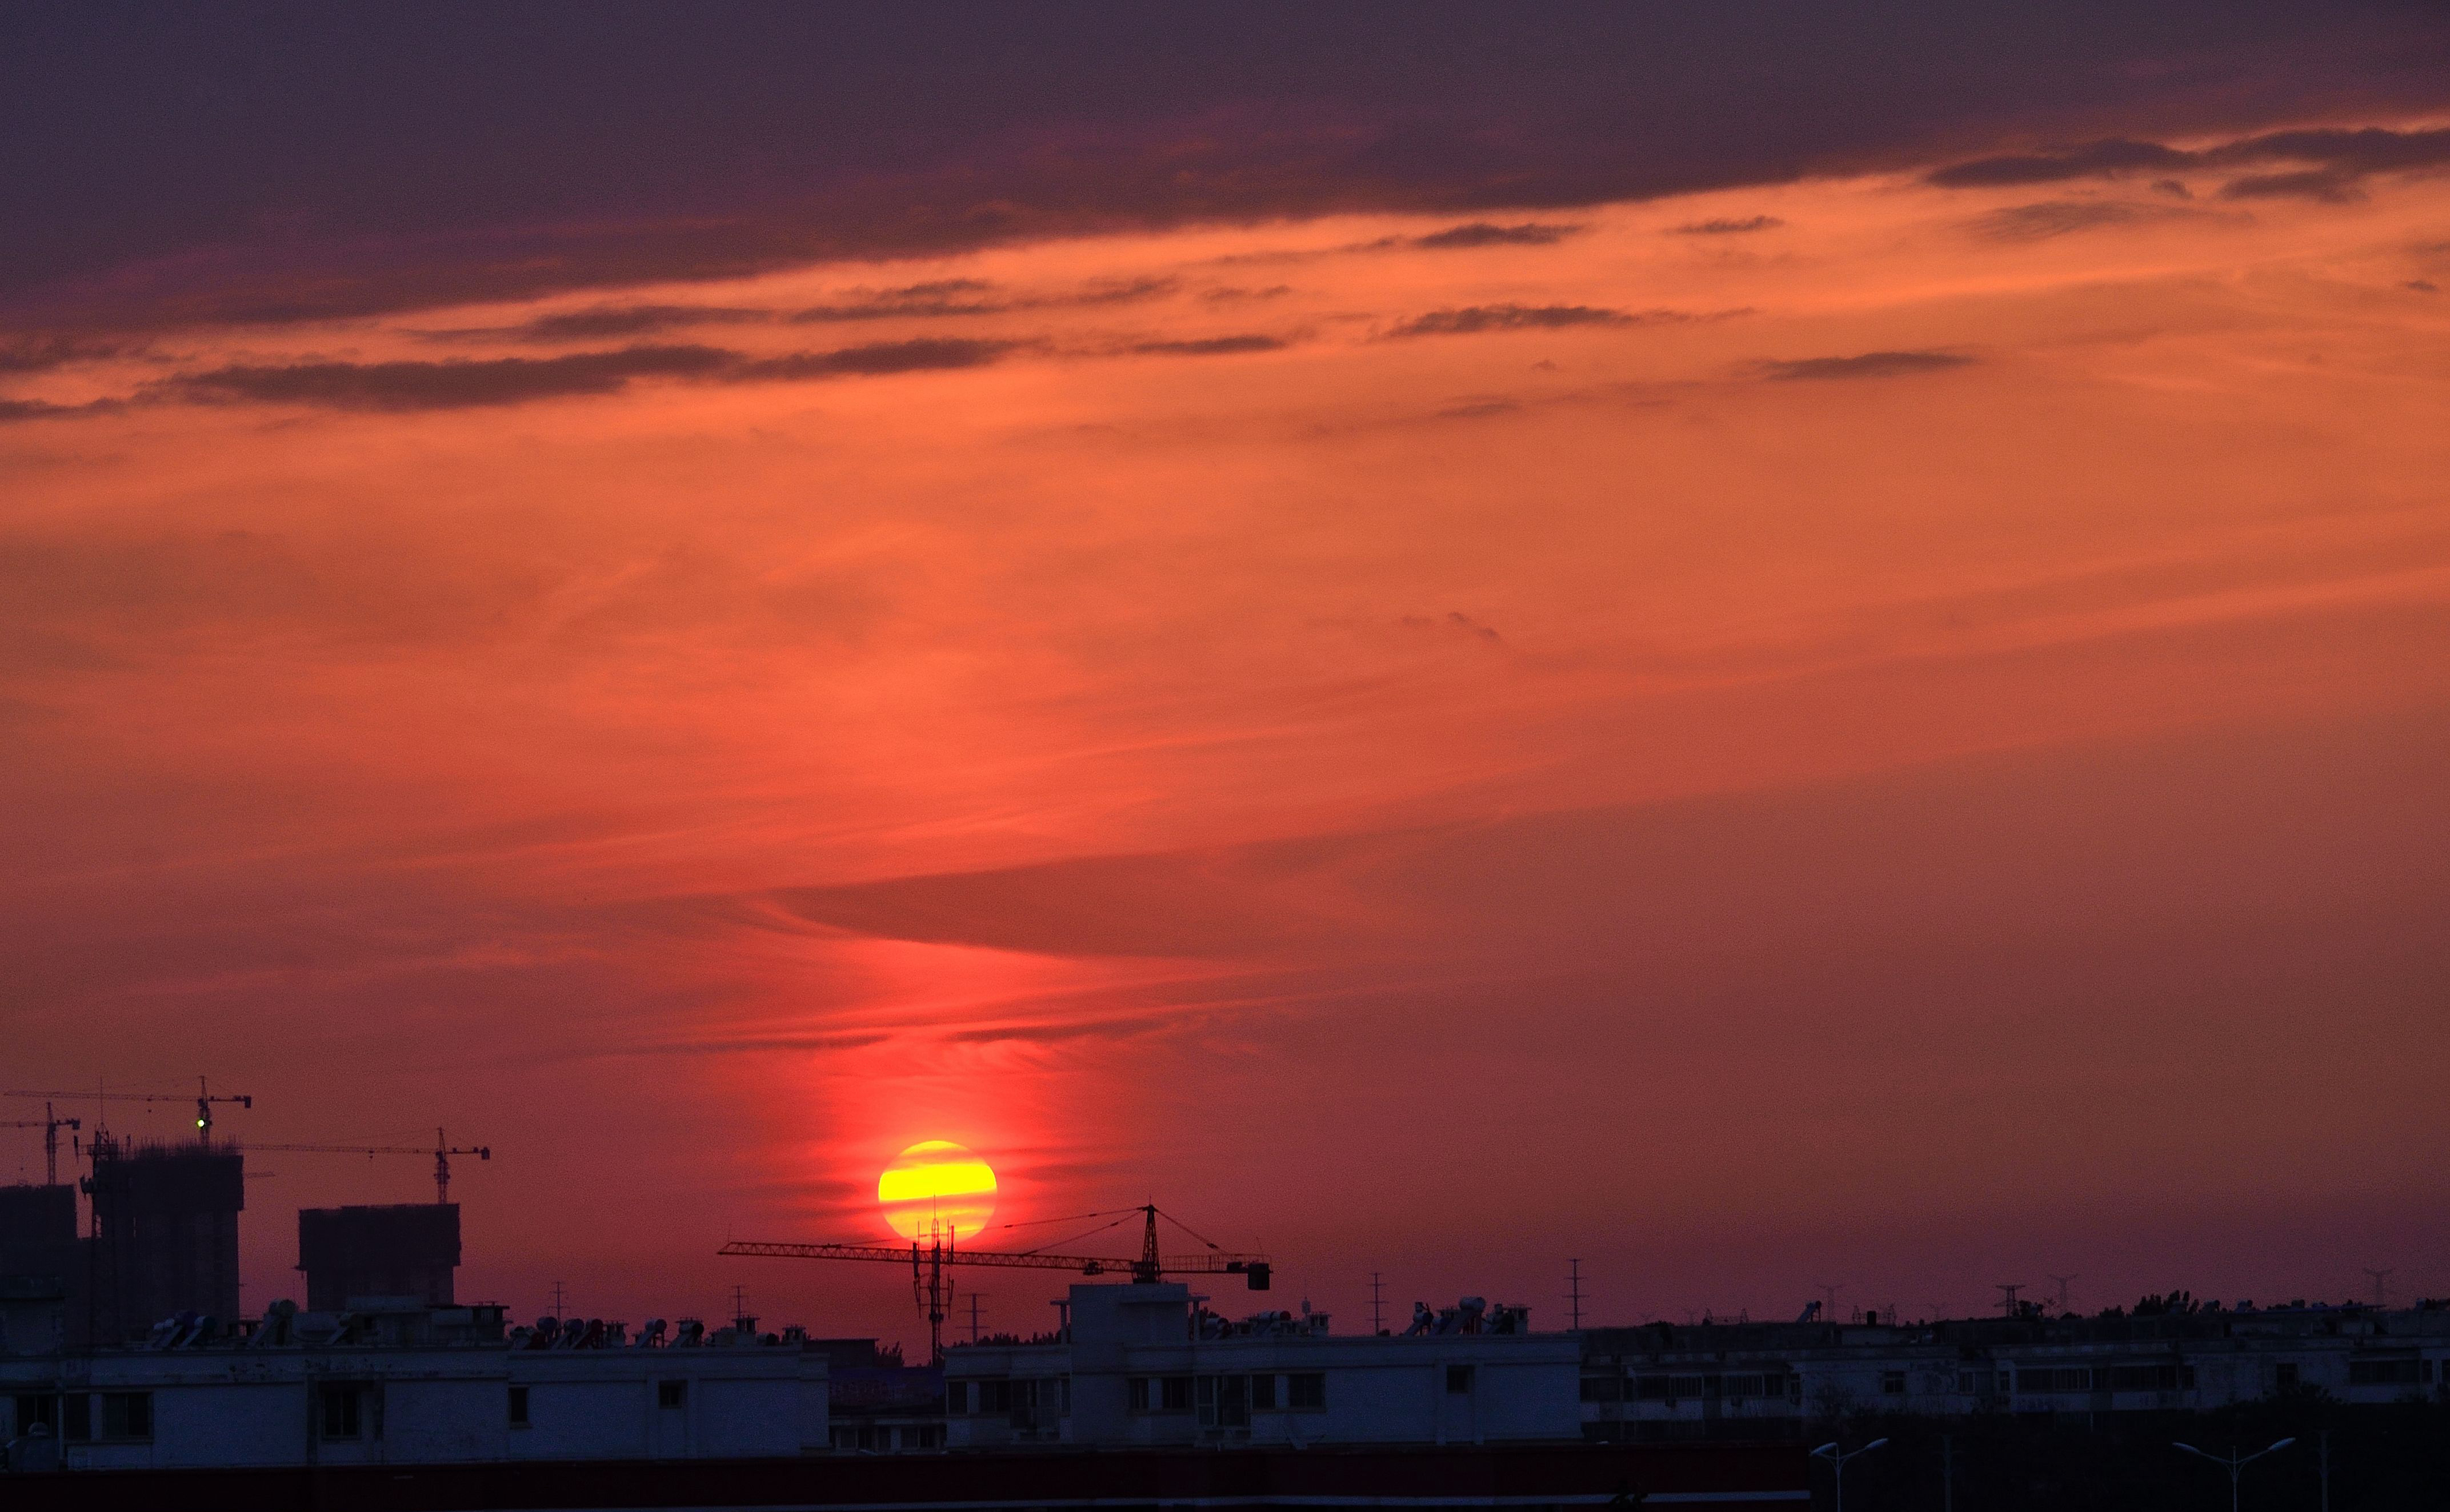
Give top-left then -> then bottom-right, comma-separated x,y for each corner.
515,303 -> 770,340
1671,215 -> 1784,235
174,344 -> 734,411
1128,335 -> 1287,356
1387,304 -> 1640,338
1759,350 -> 1974,381
740,337 -> 1017,379
1411,221 -> 1582,249
1968,199 -> 2199,241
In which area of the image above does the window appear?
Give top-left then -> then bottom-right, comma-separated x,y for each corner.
2016,1367 -> 2096,1393
1288,1373 -> 1326,1410
978,1379 -> 1012,1414
1196,1373 -> 1249,1427
62,1393 -> 91,1442
2109,1363 -> 2183,1392
1446,1365 -> 1475,1394
100,1393 -> 152,1440
947,1381 -> 970,1415
2349,1359 -> 2425,1386
1127,1377 -> 1150,1411
1881,1371 -> 1906,1395
1160,1375 -> 1193,1411
1250,1373 -> 1278,1410
2275,1363 -> 2300,1390
1580,1373 -> 1623,1402
657,1380 -> 687,1410
319,1386 -> 362,1441
507,1386 -> 530,1427
13,1394 -> 55,1433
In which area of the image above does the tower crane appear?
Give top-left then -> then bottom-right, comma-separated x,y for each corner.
5,1078 -> 253,1146
0,1104 -> 81,1185
720,1204 -> 1268,1365
241,1129 -> 491,1204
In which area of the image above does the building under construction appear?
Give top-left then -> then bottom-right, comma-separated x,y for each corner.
297,1203 -> 461,1310
82,1140 -> 244,1345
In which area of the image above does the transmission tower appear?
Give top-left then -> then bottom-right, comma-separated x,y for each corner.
2047,1273 -> 2079,1312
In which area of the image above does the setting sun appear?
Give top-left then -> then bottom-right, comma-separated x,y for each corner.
878,1141 -> 998,1243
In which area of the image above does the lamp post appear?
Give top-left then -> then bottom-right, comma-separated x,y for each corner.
1811,1438 -> 1888,1512
2173,1438 -> 2295,1512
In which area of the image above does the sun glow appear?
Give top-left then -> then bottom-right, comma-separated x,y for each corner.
879,1140 -> 998,1242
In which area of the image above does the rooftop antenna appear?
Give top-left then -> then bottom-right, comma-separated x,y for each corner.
1996,1283 -> 2024,1318
549,1281 -> 569,1320
732,1284 -> 755,1334
1567,1259 -> 1586,1331
1817,1282 -> 1841,1321
2048,1273 -> 2079,1312
2361,1268 -> 2393,1308
1370,1272 -> 1387,1334
967,1290 -> 987,1343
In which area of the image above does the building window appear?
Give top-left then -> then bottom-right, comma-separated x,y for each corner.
62,1393 -> 91,1442
14,1394 -> 57,1434
658,1380 -> 687,1410
99,1393 -> 153,1441
319,1386 -> 362,1441
2349,1359 -> 2425,1386
507,1386 -> 530,1427
1881,1371 -> 1906,1395
1127,1377 -> 1149,1411
1289,1373 -> 1326,1410
948,1381 -> 971,1415
2275,1363 -> 2300,1390
1195,1374 -> 1250,1428
1447,1365 -> 1475,1394
1250,1373 -> 1278,1410
978,1379 -> 1013,1414
1160,1375 -> 1193,1412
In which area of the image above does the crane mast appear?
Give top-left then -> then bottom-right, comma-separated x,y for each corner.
720,1204 -> 1268,1365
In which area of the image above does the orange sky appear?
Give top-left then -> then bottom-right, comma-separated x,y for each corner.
5,130 -> 2449,1340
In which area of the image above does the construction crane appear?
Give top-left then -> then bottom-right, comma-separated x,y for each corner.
0,1103 -> 81,1185
5,1078 -> 252,1145
720,1204 -> 1268,1365
241,1129 -> 491,1204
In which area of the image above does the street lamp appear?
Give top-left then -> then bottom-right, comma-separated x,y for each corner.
1811,1438 -> 1888,1512
2173,1439 -> 2296,1512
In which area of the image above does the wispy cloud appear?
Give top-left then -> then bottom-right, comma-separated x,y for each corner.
1758,350 -> 1974,381
791,276 -> 1174,323
1967,199 -> 2202,241
514,304 -> 770,340
1128,335 -> 1287,356
1386,304 -> 1640,338
172,344 -> 735,411
740,338 -> 1018,379
1671,215 -> 1784,235
1410,222 -> 1583,250
1930,124 -> 2450,204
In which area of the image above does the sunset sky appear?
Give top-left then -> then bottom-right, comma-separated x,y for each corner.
5,6 -> 2449,1345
